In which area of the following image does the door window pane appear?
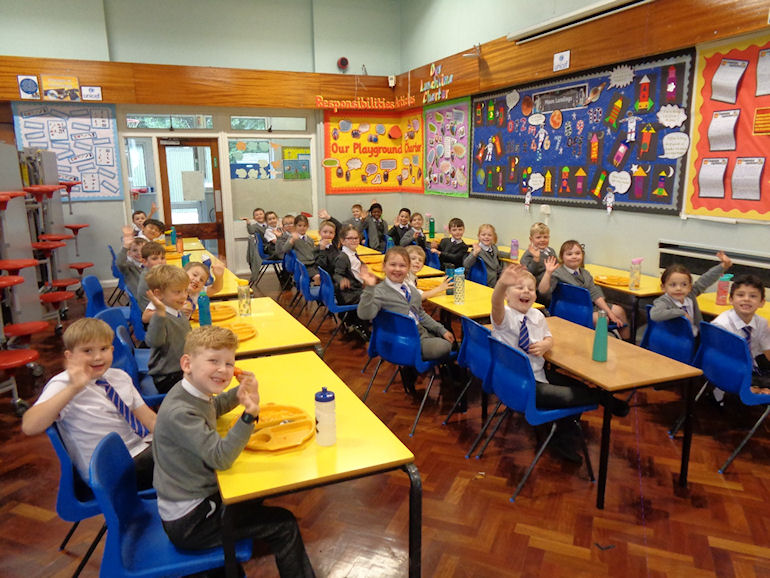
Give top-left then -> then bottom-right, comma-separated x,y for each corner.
125,137 -> 157,217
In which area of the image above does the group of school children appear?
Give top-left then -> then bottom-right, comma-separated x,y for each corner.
18,198 -> 770,576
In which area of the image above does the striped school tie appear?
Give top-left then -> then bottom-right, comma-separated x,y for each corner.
742,326 -> 760,373
518,317 -> 530,353
401,284 -> 411,303
96,378 -> 150,437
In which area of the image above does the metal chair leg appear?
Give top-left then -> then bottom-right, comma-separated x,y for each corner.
362,359 -> 383,402
59,521 -> 80,550
669,380 -> 709,438
511,422 -> 557,502
383,366 -> 399,393
361,355 -> 374,374
320,318 -> 345,359
466,400 -> 502,458
71,523 -> 106,578
475,408 -> 510,459
719,405 -> 770,474
409,372 -> 437,437
575,419 -> 595,481
306,303 -> 322,327
443,376 -> 474,425
313,311 -> 329,334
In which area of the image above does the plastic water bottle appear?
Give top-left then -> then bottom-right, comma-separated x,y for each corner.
453,267 -> 465,305
592,311 -> 608,362
202,255 -> 213,286
510,239 -> 519,260
427,214 -> 436,239
164,229 -> 172,246
237,279 -> 251,316
386,235 -> 395,251
715,273 -> 733,305
181,253 -> 191,267
446,268 -> 454,296
629,257 -> 643,290
197,293 -> 212,326
315,387 -> 336,446
170,226 -> 177,245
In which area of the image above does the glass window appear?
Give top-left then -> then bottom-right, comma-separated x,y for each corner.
229,116 -> 307,131
126,114 -> 213,129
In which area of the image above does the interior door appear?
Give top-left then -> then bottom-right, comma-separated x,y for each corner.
157,137 -> 224,257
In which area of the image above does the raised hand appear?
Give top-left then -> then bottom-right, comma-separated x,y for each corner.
716,250 -> 732,270
235,370 -> 260,416
544,255 -> 559,273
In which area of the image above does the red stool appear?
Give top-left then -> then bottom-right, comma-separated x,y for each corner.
59,180 -> 81,215
40,291 -> 75,333
39,233 -> 74,242
23,184 -> 65,202
50,278 -> 80,289
0,348 -> 39,415
69,262 -> 93,298
0,259 -> 39,276
64,224 -> 89,257
32,241 -> 66,284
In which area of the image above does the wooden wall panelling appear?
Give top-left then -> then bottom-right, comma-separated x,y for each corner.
393,51 -> 480,106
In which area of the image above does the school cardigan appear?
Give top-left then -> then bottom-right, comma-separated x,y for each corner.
364,216 -> 387,252
437,238 -> 469,269
246,220 -> 267,236
399,228 -> 428,251
153,382 -> 249,503
388,224 -> 410,245
279,234 -> 316,265
649,264 -> 724,326
145,310 -> 191,377
357,281 -> 448,339
463,245 -> 502,287
116,247 -> 143,296
543,266 -> 604,302
520,247 -> 556,280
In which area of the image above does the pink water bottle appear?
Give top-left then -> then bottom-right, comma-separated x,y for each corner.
715,274 -> 733,305
510,239 -> 519,260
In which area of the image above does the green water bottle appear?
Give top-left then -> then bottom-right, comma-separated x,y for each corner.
592,311 -> 608,362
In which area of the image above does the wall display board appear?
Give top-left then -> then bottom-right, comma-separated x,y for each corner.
282,147 -> 311,180
423,98 -> 470,198
685,34 -> 770,222
12,102 -> 122,200
470,51 -> 694,214
323,111 -> 424,194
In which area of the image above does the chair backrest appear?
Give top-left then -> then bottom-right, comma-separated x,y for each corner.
83,275 -> 107,317
113,325 -> 141,386
640,304 -> 694,364
363,227 -> 370,247
283,250 -> 297,280
425,248 -> 441,270
468,258 -> 487,285
318,268 -> 341,312
549,282 -> 594,329
125,289 -> 146,342
486,336 -> 537,416
45,424 -> 99,522
694,322 -> 753,396
296,260 -> 318,302
458,317 -> 493,391
369,309 -> 423,368
95,307 -> 131,335
107,245 -> 127,290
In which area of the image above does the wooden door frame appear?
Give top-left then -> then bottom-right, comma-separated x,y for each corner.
157,137 -> 225,257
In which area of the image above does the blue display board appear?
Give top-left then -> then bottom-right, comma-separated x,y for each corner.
470,50 -> 694,214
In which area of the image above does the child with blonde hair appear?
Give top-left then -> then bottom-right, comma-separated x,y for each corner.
463,223 -> 503,286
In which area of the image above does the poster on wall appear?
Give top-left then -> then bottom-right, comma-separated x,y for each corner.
282,146 -> 311,180
323,111 -> 424,194
685,33 -> 770,222
12,102 -> 122,201
423,97 -> 470,198
229,139 -> 281,180
470,50 -> 694,214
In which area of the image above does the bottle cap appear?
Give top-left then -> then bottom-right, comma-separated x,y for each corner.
237,279 -> 249,286
454,267 -> 464,274
720,274 -> 734,281
631,257 -> 643,264
315,386 -> 335,402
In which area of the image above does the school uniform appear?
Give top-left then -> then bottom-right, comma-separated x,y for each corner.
712,309 -> 770,378
436,237 -> 469,270
315,243 -> 340,277
281,234 -> 318,278
246,220 -> 267,237
342,216 -> 365,234
463,244 -> 502,287
388,224 -> 411,245
333,247 -> 364,305
520,247 -> 556,281
543,265 -> 605,304
116,247 -> 143,296
145,304 -> 191,394
649,264 -> 723,334
399,227 -> 428,252
364,216 -> 387,252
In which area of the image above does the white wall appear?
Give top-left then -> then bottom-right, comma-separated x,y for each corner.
0,0 -> 110,60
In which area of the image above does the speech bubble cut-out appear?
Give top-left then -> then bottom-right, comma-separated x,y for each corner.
346,158 -> 363,170
608,171 -> 631,194
609,65 -> 634,88
359,123 -> 370,134
339,120 -> 353,132
506,90 -> 520,112
660,133 -> 690,159
528,113 -> 546,126
380,159 -> 398,171
402,157 -> 411,166
529,172 -> 545,192
365,163 -> 378,175
657,105 -> 688,128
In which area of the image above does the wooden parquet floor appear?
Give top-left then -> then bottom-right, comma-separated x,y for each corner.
3,276 -> 770,577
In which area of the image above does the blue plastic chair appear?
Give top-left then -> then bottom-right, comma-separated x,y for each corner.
363,309 -> 457,437
481,336 -> 597,501
107,245 -> 127,305
124,289 -> 147,343
549,282 -> 594,329
444,317 -> 492,426
640,304 -> 694,364
294,260 -> 322,326
95,308 -> 150,374
673,322 -> 769,473
280,249 -> 298,299
114,326 -> 163,406
467,258 -> 488,285
89,433 -> 252,578
425,247 -> 441,270
84,275 -> 130,321
254,233 -> 282,286
363,227 -> 370,248
314,268 -> 357,358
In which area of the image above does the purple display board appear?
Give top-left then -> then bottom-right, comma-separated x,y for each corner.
424,98 -> 470,198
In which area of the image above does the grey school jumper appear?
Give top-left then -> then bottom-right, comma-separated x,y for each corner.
145,310 -> 191,377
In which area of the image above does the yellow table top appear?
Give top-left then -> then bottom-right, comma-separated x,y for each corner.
697,292 -> 770,322
584,263 -> 663,298
216,351 -> 414,504
191,297 -> 320,357
166,251 -> 242,299
182,237 -> 206,251
427,280 -> 494,319
356,244 -> 381,256
545,317 -> 701,392
358,253 -> 444,279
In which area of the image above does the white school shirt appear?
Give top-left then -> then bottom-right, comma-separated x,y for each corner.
144,302 -> 184,318
492,305 -> 551,382
712,309 -> 770,358
35,368 -> 150,479
341,246 -> 362,282
263,226 -> 279,243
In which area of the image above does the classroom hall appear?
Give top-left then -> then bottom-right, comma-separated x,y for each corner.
2,0 -> 770,576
